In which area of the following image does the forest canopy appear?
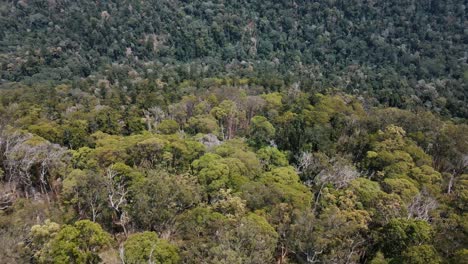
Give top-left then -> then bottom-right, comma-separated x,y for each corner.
0,0 -> 467,117
0,0 -> 467,263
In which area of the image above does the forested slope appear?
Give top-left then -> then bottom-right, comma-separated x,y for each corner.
0,1 -> 467,263
1,0 -> 467,117
0,81 -> 467,263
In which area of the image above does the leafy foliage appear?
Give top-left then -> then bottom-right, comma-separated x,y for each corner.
0,13 -> 466,260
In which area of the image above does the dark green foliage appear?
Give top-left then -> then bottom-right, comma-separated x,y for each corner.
0,0 -> 466,117
0,4 -> 467,259
378,218 -> 434,259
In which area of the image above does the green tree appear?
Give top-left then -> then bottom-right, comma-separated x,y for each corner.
210,100 -> 240,140
129,170 -> 201,232
61,169 -> 107,222
157,120 -> 179,134
256,146 -> 288,171
248,116 -> 276,148
186,115 -> 219,135
123,231 -> 179,264
30,220 -> 111,264
214,213 -> 279,264
400,245 -> 441,264
92,107 -> 122,135
378,218 -> 434,260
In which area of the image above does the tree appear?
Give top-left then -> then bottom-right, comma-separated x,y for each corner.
210,100 -> 240,140
1,131 -> 68,198
291,188 -> 371,263
92,107 -> 122,135
129,170 -> 201,234
175,207 -> 229,263
258,166 -> 312,210
104,163 -> 141,236
123,231 -> 179,264
213,213 -> 279,264
248,115 -> 275,148
62,120 -> 92,149
127,136 -> 169,168
29,220 -> 111,264
157,120 -> 179,134
401,245 -> 442,264
28,121 -> 64,144
61,169 -> 107,222
378,218 -> 434,260
256,146 -> 288,171
432,123 -> 468,193
186,115 -> 220,135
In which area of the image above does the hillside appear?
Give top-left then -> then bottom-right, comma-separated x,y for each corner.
1,0 -> 467,117
0,1 -> 467,263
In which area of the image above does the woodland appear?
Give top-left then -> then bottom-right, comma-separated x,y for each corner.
0,0 -> 467,263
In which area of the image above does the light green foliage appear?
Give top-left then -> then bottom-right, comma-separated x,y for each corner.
82,132 -> 204,170
350,178 -> 404,224
192,153 -> 230,193
123,231 -> 179,264
260,166 -> 311,210
349,178 -> 383,206
187,115 -> 219,135
30,220 -> 111,264
71,147 -> 98,170
210,100 -> 242,140
211,100 -> 235,120
214,140 -> 261,177
109,162 -> 142,183
28,121 -> 64,144
29,220 -> 61,261
256,147 -> 288,171
382,178 -> 419,203
192,140 -> 264,195
249,115 -> 276,148
129,137 -> 169,167
61,169 -> 107,221
157,119 -> 179,134
290,189 -> 371,263
211,189 -> 247,217
261,92 -> 283,118
365,125 -> 442,199
90,133 -> 132,167
0,1 -> 465,258
369,252 -> 389,264
63,120 -> 92,149
1,77 -> 466,264
409,165 -> 442,189
400,245 -> 441,264
166,135 -> 206,169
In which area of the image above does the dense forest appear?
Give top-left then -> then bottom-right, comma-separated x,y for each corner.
0,0 -> 467,264
1,0 -> 467,117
